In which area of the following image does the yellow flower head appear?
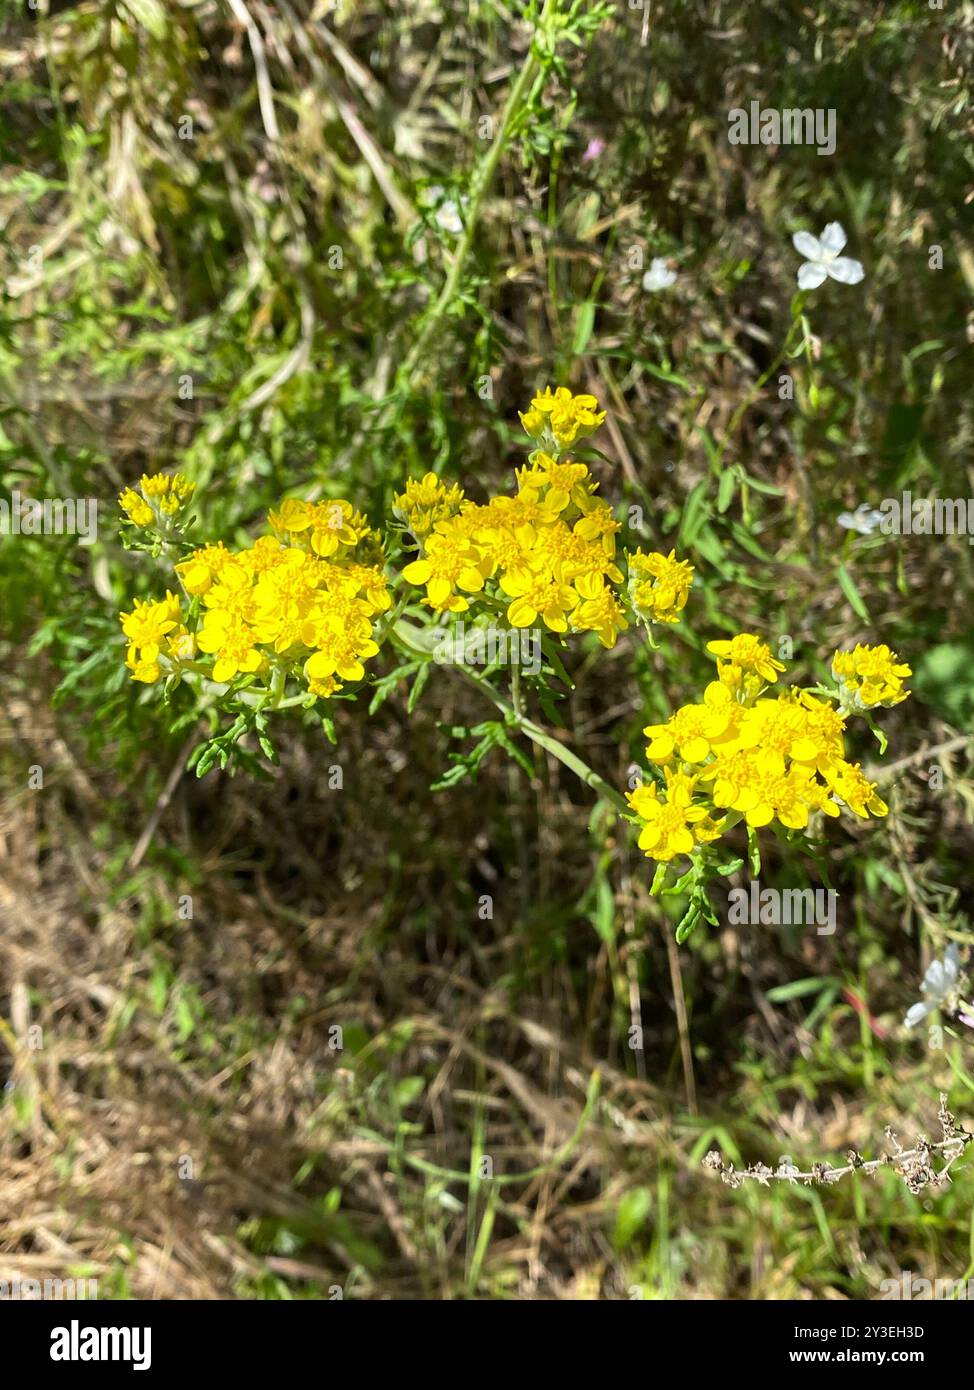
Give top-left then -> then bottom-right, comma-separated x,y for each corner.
796,691 -> 847,769
644,681 -> 737,764
238,535 -> 286,576
824,760 -> 888,819
402,517 -> 490,614
499,568 -> 579,633
627,549 -> 694,626
119,591 -> 184,684
572,501 -> 620,561
394,472 -> 465,540
119,473 -> 194,526
627,769 -> 724,863
119,487 -> 154,528
519,387 -> 606,451
707,632 -> 785,699
196,611 -> 265,684
307,672 -> 342,700
304,628 -> 380,686
730,693 -> 834,777
202,557 -> 257,623
249,549 -> 320,650
125,646 -> 162,684
119,590 -> 181,656
165,627 -> 197,663
177,542 -> 234,596
309,501 -> 370,557
140,471 -> 195,516
570,576 -> 629,648
342,561 -> 393,616
515,453 -> 595,518
701,752 -> 822,830
268,498 -> 314,535
267,498 -> 375,561
831,643 -> 911,711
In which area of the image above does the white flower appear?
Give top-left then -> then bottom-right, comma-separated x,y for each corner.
425,185 -> 465,236
792,222 -> 864,290
642,257 -> 677,293
903,943 -> 961,1028
435,200 -> 463,235
837,503 -> 884,536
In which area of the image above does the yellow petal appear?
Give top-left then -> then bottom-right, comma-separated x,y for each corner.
508,597 -> 538,627
499,571 -> 530,598
457,566 -> 485,592
402,559 -> 432,584
638,823 -> 661,851
646,734 -> 675,761
680,737 -> 709,763
427,576 -> 453,606
574,573 -> 604,600
305,650 -> 335,680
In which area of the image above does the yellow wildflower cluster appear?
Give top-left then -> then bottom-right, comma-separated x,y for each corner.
832,643 -> 911,711
120,590 -> 196,685
394,473 -> 465,541
118,392 -> 694,699
707,632 -> 785,700
119,472 -> 195,528
519,386 -> 606,451
628,549 -> 694,626
398,389 -> 690,649
402,463 -> 625,642
629,635 -> 902,863
119,499 -> 390,697
113,389 -> 912,938
268,497 -> 383,564
628,770 -> 725,863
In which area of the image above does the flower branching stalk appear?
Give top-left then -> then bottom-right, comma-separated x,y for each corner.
704,1095 -> 973,1195
389,614 -> 630,817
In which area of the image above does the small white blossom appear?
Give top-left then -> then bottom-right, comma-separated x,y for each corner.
642,257 -> 677,293
838,503 -> 884,535
904,943 -> 961,1029
793,222 -> 864,290
425,185 -> 466,236
435,200 -> 463,235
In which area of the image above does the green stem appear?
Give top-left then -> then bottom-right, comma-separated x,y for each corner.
182,674 -> 310,711
399,0 -> 555,386
374,587 -> 412,644
513,706 -> 629,815
269,661 -> 286,706
391,617 -> 630,816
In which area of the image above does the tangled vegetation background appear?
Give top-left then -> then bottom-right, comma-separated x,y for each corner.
1,0 -> 973,1300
